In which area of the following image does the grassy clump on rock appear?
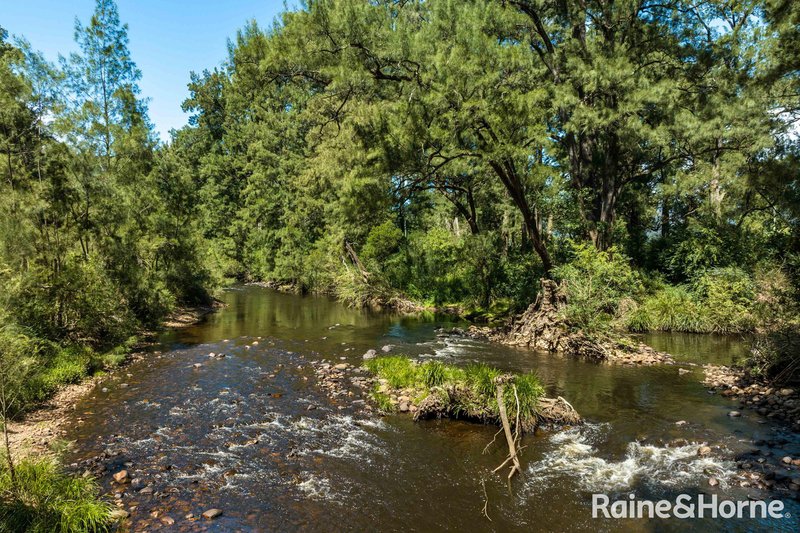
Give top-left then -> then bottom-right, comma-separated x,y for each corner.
362,356 -> 575,433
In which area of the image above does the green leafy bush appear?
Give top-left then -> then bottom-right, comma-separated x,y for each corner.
553,243 -> 643,333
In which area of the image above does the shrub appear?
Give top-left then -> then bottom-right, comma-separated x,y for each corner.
692,267 -> 756,333
553,242 -> 643,333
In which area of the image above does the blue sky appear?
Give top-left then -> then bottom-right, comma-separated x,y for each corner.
3,0 -> 291,141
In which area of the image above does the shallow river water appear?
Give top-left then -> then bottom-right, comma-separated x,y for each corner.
64,286 -> 800,531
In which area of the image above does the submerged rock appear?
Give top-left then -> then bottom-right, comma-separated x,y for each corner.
363,349 -> 377,360
202,508 -> 223,520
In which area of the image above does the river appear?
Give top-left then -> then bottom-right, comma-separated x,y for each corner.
63,285 -> 800,531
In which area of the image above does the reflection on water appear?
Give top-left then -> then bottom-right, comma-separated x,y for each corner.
63,285 -> 799,532
641,332 -> 751,366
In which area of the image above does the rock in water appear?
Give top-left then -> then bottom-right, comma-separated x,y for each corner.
202,509 -> 223,520
363,349 -> 377,360
728,411 -> 741,417
697,446 -> 712,456
113,470 -> 129,483
381,345 -> 394,353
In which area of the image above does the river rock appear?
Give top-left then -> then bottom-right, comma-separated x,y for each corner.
399,402 -> 410,412
363,349 -> 377,360
109,509 -> 130,520
381,345 -> 394,353
334,363 -> 348,370
708,477 -> 719,487
728,411 -> 741,417
780,388 -> 795,397
678,368 -> 690,375
160,516 -> 175,526
113,470 -> 129,483
202,508 -> 223,520
782,456 -> 793,464
697,446 -> 712,456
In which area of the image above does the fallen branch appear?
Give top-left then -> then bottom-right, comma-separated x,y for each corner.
494,377 -> 521,480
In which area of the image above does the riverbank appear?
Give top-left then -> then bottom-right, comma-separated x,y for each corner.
5,301 -> 225,460
248,280 -> 463,314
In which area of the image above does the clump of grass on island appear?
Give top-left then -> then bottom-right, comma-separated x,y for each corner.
363,356 -> 556,432
0,457 -> 115,532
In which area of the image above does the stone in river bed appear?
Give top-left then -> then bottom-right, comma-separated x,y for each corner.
728,411 -> 741,417
782,456 -> 793,464
382,345 -> 394,353
202,509 -> 223,520
160,516 -> 175,526
113,470 -> 129,483
399,402 -> 410,412
363,349 -> 377,360
697,446 -> 712,456
334,363 -> 348,370
109,509 -> 130,520
708,477 -> 719,487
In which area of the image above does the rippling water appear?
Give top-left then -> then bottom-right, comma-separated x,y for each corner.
63,285 -> 800,531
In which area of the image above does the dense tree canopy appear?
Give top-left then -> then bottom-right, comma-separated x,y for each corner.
162,0 -> 796,315
2,0 -> 799,345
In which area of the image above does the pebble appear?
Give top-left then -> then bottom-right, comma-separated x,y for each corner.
363,349 -> 377,360
708,477 -> 719,487
112,470 -> 129,483
728,411 -> 741,417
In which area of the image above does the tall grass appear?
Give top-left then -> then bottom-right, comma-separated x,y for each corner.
0,458 -> 113,532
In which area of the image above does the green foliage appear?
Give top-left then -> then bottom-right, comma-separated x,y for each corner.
419,361 -> 446,388
505,373 -> 545,423
465,363 -> 501,399
363,356 -> 419,389
627,285 -> 707,333
554,243 -> 643,334
0,457 -> 113,532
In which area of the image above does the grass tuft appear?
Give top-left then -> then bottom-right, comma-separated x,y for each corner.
0,457 -> 114,532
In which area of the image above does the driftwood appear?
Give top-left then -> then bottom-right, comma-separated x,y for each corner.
492,377 -> 522,480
